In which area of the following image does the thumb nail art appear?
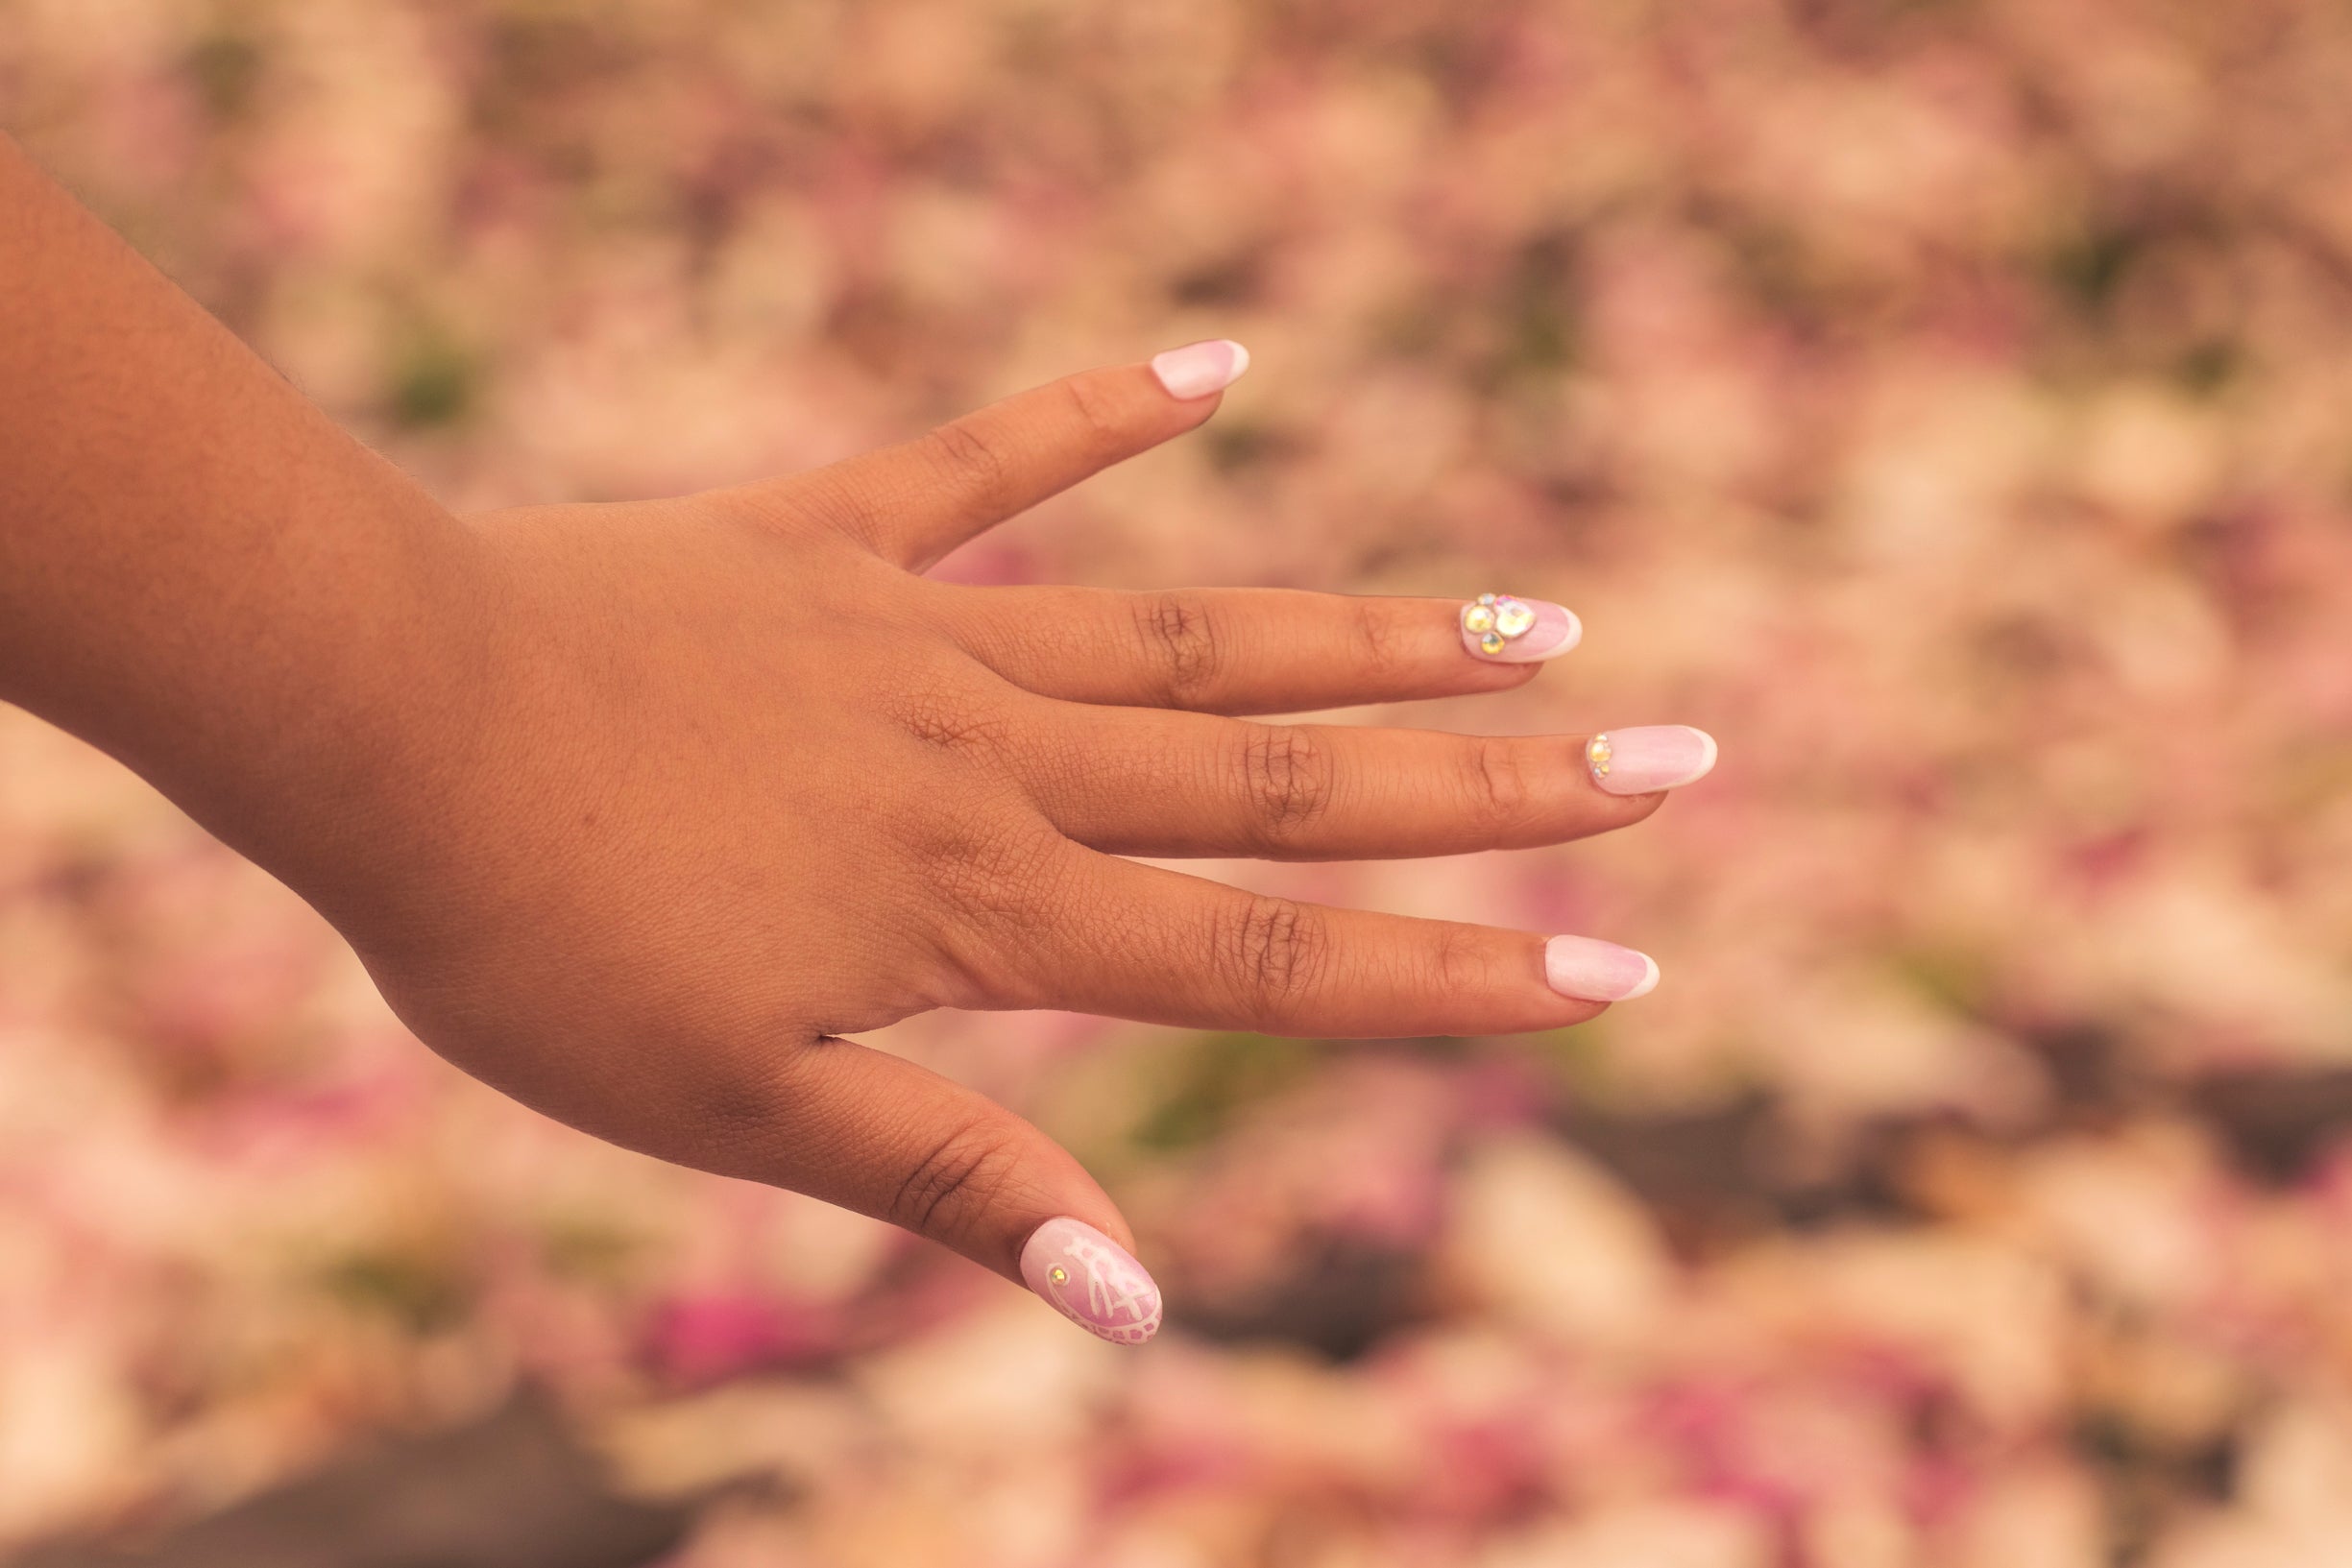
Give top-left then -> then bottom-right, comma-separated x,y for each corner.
1020,1217 -> 1164,1345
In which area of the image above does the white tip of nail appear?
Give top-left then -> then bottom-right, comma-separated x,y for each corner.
1681,728 -> 1719,786
1623,952 -> 1661,1000
1151,339 -> 1251,399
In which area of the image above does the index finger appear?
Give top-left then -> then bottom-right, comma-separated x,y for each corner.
796,342 -> 1250,571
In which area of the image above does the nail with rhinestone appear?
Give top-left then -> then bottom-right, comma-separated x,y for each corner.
1020,1217 -> 1163,1346
1587,726 -> 1719,795
1460,593 -> 1580,663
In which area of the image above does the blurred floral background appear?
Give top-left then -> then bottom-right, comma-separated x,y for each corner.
6,0 -> 2352,1563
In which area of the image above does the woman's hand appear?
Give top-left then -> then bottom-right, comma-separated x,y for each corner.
284,344 -> 1715,1342
0,147 -> 1709,1341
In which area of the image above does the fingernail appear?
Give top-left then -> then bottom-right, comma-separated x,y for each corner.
1461,593 -> 1580,663
1544,935 -> 1661,1001
1020,1217 -> 1164,1345
1585,726 -> 1718,795
1151,339 -> 1250,399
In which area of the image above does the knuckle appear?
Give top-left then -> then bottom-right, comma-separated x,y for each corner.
886,1118 -> 1023,1236
923,820 -> 1071,999
776,465 -> 884,546
1463,736 -> 1536,830
1216,894 -> 1329,1018
1058,374 -> 1128,452
925,418 -> 1014,508
1354,598 -> 1411,680
929,817 -> 1063,920
889,680 -> 1015,759
1131,591 -> 1224,704
1430,923 -> 1500,998
1239,724 -> 1332,844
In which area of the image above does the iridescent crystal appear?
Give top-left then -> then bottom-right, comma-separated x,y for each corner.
1463,603 -> 1497,635
1493,597 -> 1537,638
1587,734 -> 1612,778
1480,631 -> 1507,655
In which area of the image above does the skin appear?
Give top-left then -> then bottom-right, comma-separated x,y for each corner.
0,135 -> 1666,1291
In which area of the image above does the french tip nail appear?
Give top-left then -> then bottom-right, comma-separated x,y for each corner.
1543,934 -> 1661,1002
1687,728 -> 1719,784
1587,725 -> 1719,794
1623,951 -> 1661,1000
1020,1217 -> 1163,1346
1151,339 -> 1250,399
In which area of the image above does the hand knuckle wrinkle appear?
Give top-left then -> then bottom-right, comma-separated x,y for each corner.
1223,894 -> 1324,1009
1467,736 -> 1533,827
927,419 -> 1013,507
887,1122 -> 1014,1234
1243,726 -> 1329,841
1132,591 -> 1221,703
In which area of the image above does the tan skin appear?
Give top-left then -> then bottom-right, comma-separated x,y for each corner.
0,137 -> 1664,1294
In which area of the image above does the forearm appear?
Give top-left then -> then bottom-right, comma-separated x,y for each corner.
0,135 -> 485,884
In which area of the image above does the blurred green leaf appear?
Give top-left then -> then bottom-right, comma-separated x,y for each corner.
319,1248 -> 471,1333
1129,1031 -> 1323,1152
387,325 -> 481,431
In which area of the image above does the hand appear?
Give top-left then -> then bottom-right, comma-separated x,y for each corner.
224,344 -> 1721,1343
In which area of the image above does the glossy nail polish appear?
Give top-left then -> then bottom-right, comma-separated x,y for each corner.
1543,935 -> 1661,1001
1151,339 -> 1251,399
1460,593 -> 1581,663
1020,1218 -> 1163,1345
1585,726 -> 1718,795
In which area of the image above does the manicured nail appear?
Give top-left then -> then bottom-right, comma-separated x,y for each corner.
1543,935 -> 1661,1001
1585,726 -> 1718,794
1020,1218 -> 1163,1345
1151,339 -> 1250,399
1460,593 -> 1581,663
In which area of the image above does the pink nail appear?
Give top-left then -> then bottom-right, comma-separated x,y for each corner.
1020,1218 -> 1163,1345
1150,339 -> 1250,399
1585,726 -> 1718,795
1460,593 -> 1580,663
1543,935 -> 1661,1001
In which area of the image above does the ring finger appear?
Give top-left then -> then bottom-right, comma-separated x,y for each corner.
1013,705 -> 1718,859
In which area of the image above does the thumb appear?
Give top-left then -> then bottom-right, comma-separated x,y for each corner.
748,1035 -> 1163,1346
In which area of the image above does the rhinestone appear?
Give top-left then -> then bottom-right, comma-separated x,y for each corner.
1587,735 -> 1612,778
1476,592 -> 1498,606
1493,598 -> 1537,639
1049,1266 -> 1069,1284
1479,631 -> 1506,655
1463,603 -> 1497,635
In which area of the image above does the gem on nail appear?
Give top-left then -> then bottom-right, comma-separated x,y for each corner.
1588,734 -> 1612,780
1463,591 -> 1540,655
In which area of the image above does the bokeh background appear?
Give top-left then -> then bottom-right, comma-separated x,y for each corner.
6,1 -> 2352,1563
